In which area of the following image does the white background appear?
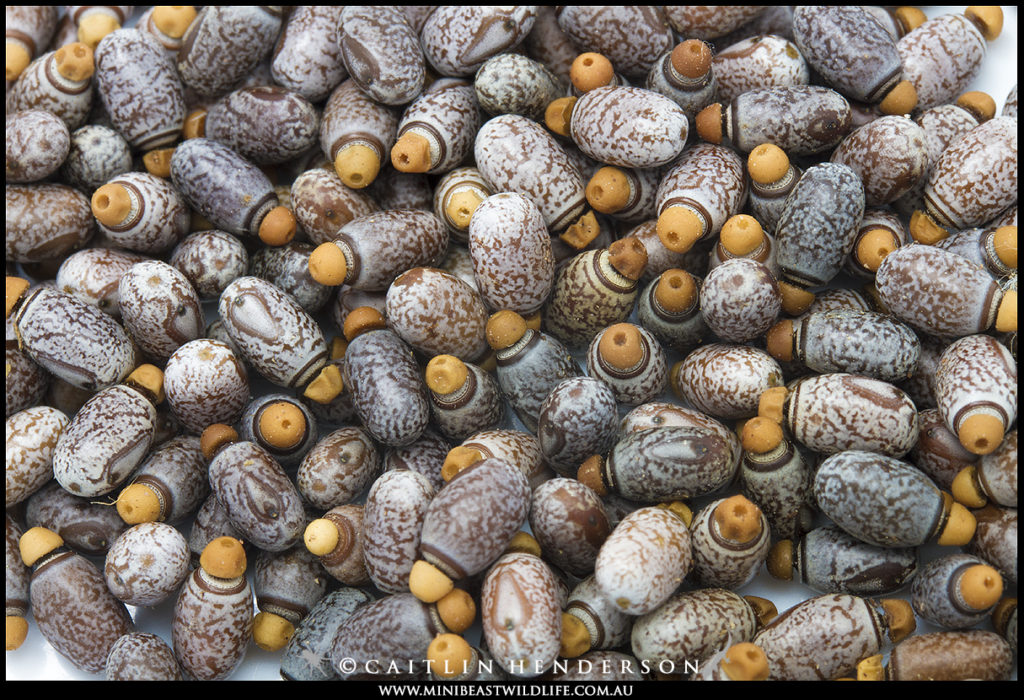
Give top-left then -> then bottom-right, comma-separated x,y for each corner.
6,6 -> 1018,682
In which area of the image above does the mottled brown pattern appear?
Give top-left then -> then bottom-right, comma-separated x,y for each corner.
250,242 -> 330,313
482,553 -> 563,678
297,426 -> 380,511
700,258 -> 781,343
177,6 -> 282,100
164,339 -> 249,435
586,323 -> 667,407
172,567 -> 253,680
106,632 -> 182,680
571,86 -> 689,168
461,429 -> 549,491
775,162 -> 865,288
558,6 -> 674,81
207,86 -> 319,165
537,376 -> 617,476
976,428 -> 1017,507
52,384 -> 155,497
831,116 -> 928,206
334,210 -> 450,291
656,142 -> 748,242
254,546 -> 327,624
363,469 -> 435,594
420,458 -> 530,580
6,183 -> 94,263
966,505 -> 1016,586
26,481 -> 126,556
429,361 -> 505,443
340,6 -> 424,107
118,260 -> 203,361
170,231 -> 248,300
31,549 -> 134,673
631,588 -> 758,666
753,593 -> 885,680
645,50 -> 717,117
5,6 -> 58,62
95,28 -> 185,149
909,408 -> 978,490
796,525 -> 917,596
788,374 -> 919,457
565,574 -> 633,651
888,630 -> 1012,680
898,14 -> 987,111
545,249 -> 640,348
171,138 -> 280,238
6,109 -> 69,183
912,553 -> 995,629
7,49 -> 93,130
725,85 -> 852,155
344,328 -> 430,448
690,498 -> 771,590
468,192 -> 555,315
529,478 -> 610,576
386,267 -> 490,361
421,7 -> 537,77
676,343 -> 783,420
795,310 -> 920,382
57,247 -> 148,318
59,124 -> 132,192
330,592 -> 438,679
934,334 -> 1017,438
218,276 -> 327,388
923,116 -> 1017,229
5,336 -> 50,418
475,52 -> 562,121
104,522 -> 190,606
319,78 -> 399,165
271,6 -> 348,103
793,6 -> 905,104
594,506 -> 691,615
815,450 -> 943,547
713,34 -> 809,105
474,114 -> 586,232
5,405 -> 68,507
383,429 -> 450,493
664,6 -> 766,40
291,167 -> 379,246
129,435 -> 208,524
494,329 -> 582,433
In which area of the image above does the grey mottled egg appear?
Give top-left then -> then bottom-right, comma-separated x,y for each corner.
296,426 -> 380,512
831,116 -> 928,206
786,525 -> 918,597
713,34 -> 809,105
271,6 -> 348,103
206,85 -> 320,165
169,230 -> 249,300
474,52 -> 561,121
104,521 -> 190,606
420,6 -> 537,78
105,632 -> 182,680
699,258 -> 781,343
118,259 -> 203,361
529,478 -> 611,577
6,109 -> 70,183
536,376 -> 618,477
673,343 -> 783,420
6,406 -> 69,508
363,469 -> 435,595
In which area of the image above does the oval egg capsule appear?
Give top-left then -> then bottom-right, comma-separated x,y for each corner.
205,85 -> 320,166
635,268 -> 707,354
176,5 -> 282,100
593,504 -> 692,616
631,587 -> 770,670
50,367 -> 161,498
115,435 -> 208,526
319,78 -> 398,190
25,481 -> 127,557
362,469 -> 435,595
432,167 -> 492,244
738,417 -> 815,541
953,428 -> 1017,509
474,114 -> 587,233
830,115 -> 929,207
103,521 -> 190,607
768,524 -> 918,597
910,407 -> 979,491
745,143 -> 802,236
385,267 -> 490,363
529,478 -> 611,577
420,6 -> 537,78
536,376 -> 618,477
689,495 -> 772,590
814,450 -> 975,548
290,166 -> 380,246
304,504 -> 370,587
172,537 -> 253,681
563,574 -> 634,656
425,355 -> 505,444
170,138 -> 296,246
475,52 -> 562,122
237,393 -> 318,469
6,184 -> 95,265
897,7 -> 1003,112
168,230 -> 249,302
163,338 -> 249,436
279,588 -> 375,681
558,7 -> 674,81
105,632 -> 182,681
565,85 -> 689,169
56,248 -> 148,319
21,527 -> 134,673
792,6 -> 918,113
270,6 -> 347,103
672,343 -> 784,421
585,322 -> 667,407
866,629 -> 1014,681
699,258 -> 781,343
342,308 -> 430,448
766,310 -> 920,384
467,192 -> 555,316
644,39 -> 717,118
967,505 -> 1016,587
206,437 -> 306,553
697,85 -> 852,157
752,593 -> 914,680
296,426 -> 380,512
60,124 -> 133,193
8,43 -> 96,131
934,225 -> 1017,282
713,34 -> 808,106
6,406 -> 69,508
117,260 -> 203,361
481,551 -> 563,678
6,109 -> 70,184
91,171 -> 190,255
391,79 -> 480,176
218,275 -> 328,390
934,333 -> 1017,457
339,5 -> 424,107
760,374 -> 920,457
911,552 -> 1003,629
252,545 -> 328,652
94,28 -> 185,151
